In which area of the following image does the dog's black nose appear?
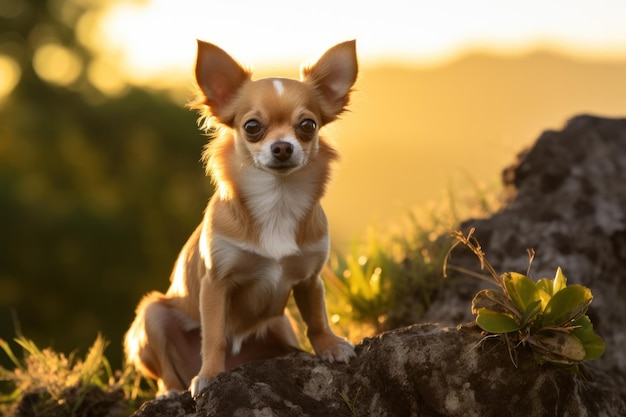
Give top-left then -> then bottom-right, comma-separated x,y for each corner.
271,141 -> 294,161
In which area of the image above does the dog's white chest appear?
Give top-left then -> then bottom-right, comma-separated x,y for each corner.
240,171 -> 314,259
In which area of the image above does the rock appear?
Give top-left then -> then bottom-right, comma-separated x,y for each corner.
429,114 -> 626,401
131,391 -> 196,417
15,386 -> 127,417
132,115 -> 626,416
131,324 -> 625,417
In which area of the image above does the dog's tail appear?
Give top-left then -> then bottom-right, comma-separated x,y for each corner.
124,291 -> 203,394
124,292 -> 160,378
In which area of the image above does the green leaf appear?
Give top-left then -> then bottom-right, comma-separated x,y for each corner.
535,278 -> 552,296
0,387 -> 21,404
520,299 -> 542,327
503,272 -> 540,312
580,333 -> 606,361
571,316 -> 606,361
570,315 -> 594,339
0,338 -> 22,369
527,330 -> 586,364
535,278 -> 553,309
542,285 -> 592,327
475,308 -> 521,334
553,267 -> 567,294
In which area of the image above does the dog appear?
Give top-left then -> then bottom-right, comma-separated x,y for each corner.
124,39 -> 358,397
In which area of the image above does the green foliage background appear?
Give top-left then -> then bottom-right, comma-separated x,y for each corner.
0,0 -> 212,369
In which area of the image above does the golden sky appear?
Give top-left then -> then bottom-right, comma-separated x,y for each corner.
86,0 -> 626,247
95,0 -> 626,86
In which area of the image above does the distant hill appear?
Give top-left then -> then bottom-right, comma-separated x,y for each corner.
321,50 -> 626,248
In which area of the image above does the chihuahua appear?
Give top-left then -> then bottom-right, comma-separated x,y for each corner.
124,40 -> 358,397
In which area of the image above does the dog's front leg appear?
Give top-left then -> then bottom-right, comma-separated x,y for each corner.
293,275 -> 355,363
189,276 -> 227,398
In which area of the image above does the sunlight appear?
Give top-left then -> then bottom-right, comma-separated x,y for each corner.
95,0 -> 197,87
0,55 -> 20,100
84,0 -> 626,248
87,58 -> 128,96
93,0 -> 626,88
32,43 -> 82,86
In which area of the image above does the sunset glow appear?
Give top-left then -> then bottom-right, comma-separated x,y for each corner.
84,0 -> 626,246
93,0 -> 626,86
0,55 -> 20,99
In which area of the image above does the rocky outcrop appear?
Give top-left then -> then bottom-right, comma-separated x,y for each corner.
132,115 -> 626,416
428,115 -> 626,400
132,324 -> 624,417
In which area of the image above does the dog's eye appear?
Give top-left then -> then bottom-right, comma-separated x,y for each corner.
298,119 -> 317,136
243,119 -> 264,142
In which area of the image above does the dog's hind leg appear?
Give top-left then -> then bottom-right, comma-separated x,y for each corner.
125,292 -> 201,396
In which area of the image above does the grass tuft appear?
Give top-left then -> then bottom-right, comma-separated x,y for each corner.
0,334 -> 155,417
324,180 -> 501,340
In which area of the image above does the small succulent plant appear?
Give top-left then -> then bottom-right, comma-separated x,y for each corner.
446,229 -> 605,368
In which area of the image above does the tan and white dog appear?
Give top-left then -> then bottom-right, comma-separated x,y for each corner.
124,40 -> 358,397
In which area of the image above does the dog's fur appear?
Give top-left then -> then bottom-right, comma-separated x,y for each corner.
124,40 -> 358,397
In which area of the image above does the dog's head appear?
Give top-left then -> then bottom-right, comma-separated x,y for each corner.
192,40 -> 357,175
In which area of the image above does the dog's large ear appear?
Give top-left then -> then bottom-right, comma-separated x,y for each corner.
301,40 -> 358,124
193,40 -> 251,125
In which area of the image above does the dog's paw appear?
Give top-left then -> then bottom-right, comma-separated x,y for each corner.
311,333 -> 356,363
189,375 -> 212,398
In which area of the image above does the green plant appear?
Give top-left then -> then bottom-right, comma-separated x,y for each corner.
324,223 -> 452,337
0,334 -> 154,416
325,235 -> 399,330
323,180 -> 501,339
446,229 -> 605,369
338,388 -> 361,417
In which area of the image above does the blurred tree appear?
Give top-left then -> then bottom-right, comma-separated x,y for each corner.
0,0 -> 212,369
